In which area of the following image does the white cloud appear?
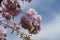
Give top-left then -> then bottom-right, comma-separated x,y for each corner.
31,14 -> 60,40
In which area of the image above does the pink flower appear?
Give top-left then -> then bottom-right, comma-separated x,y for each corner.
29,15 -> 41,34
2,0 -> 22,17
9,22 -> 20,30
20,16 -> 32,29
30,21 -> 41,34
5,0 -> 16,11
2,12 -> 11,20
12,8 -> 22,16
0,28 -> 7,34
13,22 -> 20,30
32,15 -> 42,23
1,0 -> 8,5
21,8 -> 42,34
20,15 -> 40,34
0,28 -> 7,40
26,8 -> 37,17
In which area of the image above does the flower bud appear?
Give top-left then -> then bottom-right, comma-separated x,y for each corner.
9,22 -> 20,30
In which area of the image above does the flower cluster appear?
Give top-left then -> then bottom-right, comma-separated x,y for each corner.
0,0 -> 42,40
20,8 -> 42,34
2,0 -> 22,20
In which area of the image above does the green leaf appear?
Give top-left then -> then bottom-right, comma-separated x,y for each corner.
29,26 -> 34,33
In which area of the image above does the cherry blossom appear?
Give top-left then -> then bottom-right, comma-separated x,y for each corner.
2,0 -> 22,18
21,8 -> 42,34
8,22 -> 20,30
26,8 -> 37,18
0,28 -> 7,40
0,0 -> 42,40
2,12 -> 11,20
21,16 -> 32,29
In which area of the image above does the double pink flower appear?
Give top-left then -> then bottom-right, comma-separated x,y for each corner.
21,8 -> 42,34
2,0 -> 22,20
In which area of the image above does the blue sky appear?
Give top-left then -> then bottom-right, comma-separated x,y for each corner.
0,0 -> 60,40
